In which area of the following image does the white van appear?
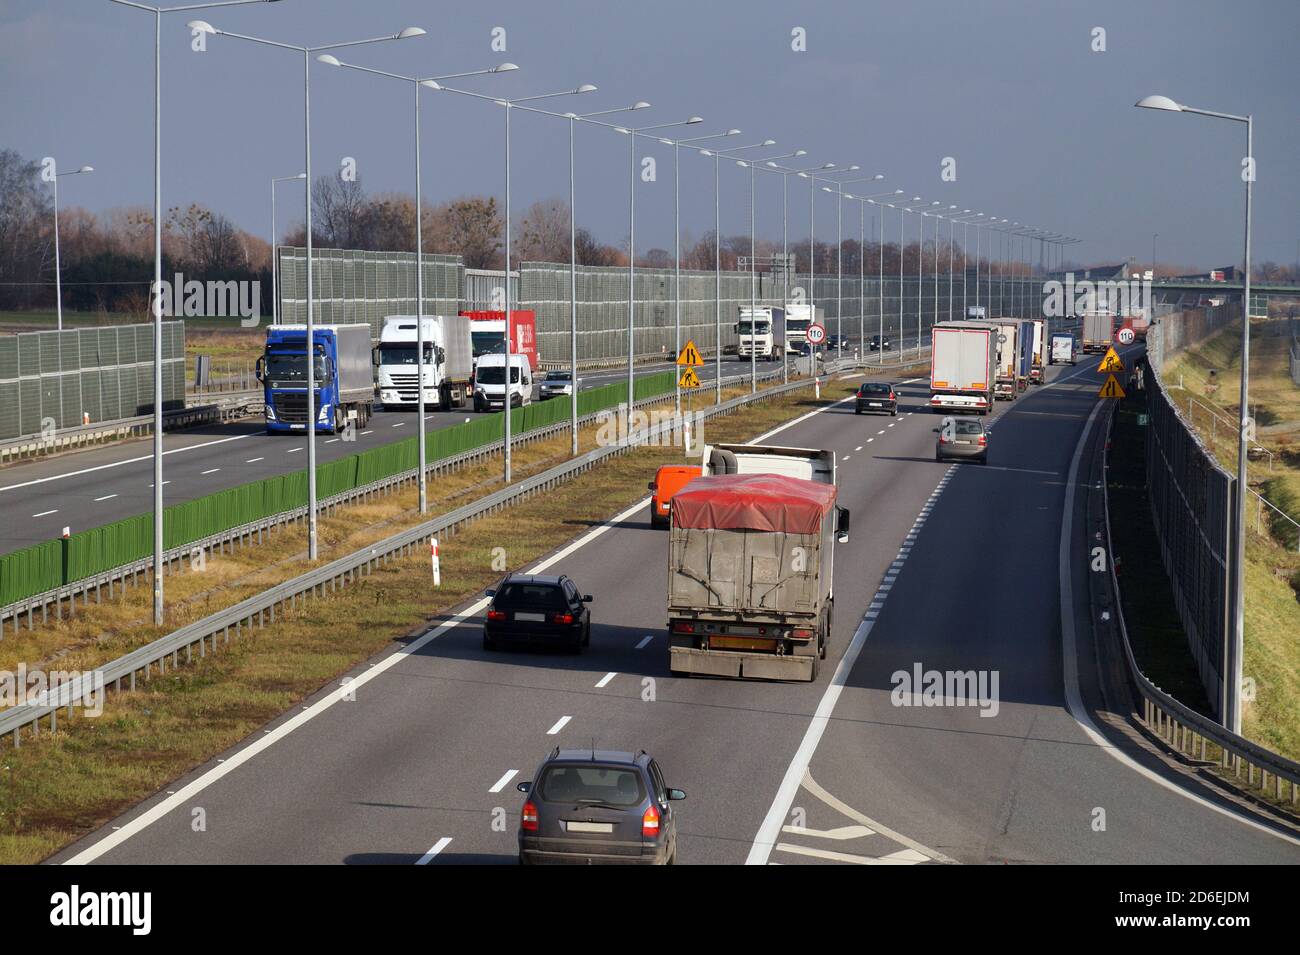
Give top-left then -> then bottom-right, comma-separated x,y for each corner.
473,352 -> 533,412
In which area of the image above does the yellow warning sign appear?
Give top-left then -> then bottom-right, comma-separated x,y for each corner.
676,340 -> 704,367
1097,347 -> 1125,374
678,367 -> 701,389
1098,374 -> 1127,399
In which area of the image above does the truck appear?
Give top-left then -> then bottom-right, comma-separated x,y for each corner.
472,351 -> 533,412
257,323 -> 374,434
736,306 -> 782,361
461,309 -> 539,372
375,315 -> 473,411
993,320 -> 1022,400
666,443 -> 848,682
929,321 -> 997,415
782,304 -> 820,353
1050,332 -> 1077,365
1081,310 -> 1115,353
1025,318 -> 1047,383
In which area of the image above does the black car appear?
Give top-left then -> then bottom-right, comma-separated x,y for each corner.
869,334 -> 893,351
483,574 -> 592,653
517,748 -> 685,865
855,381 -> 898,416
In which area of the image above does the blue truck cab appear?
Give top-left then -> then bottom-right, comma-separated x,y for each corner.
256,323 -> 374,434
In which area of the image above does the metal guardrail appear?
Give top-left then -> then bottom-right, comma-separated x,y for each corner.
0,368 -> 836,746
0,366 -> 805,637
0,390 -> 262,464
1097,401 -> 1300,807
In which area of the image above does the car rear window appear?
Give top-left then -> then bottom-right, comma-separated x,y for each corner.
496,582 -> 567,609
955,420 -> 983,435
538,765 -> 646,806
860,384 -> 890,395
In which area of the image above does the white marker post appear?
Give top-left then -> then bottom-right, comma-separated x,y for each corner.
430,537 -> 441,587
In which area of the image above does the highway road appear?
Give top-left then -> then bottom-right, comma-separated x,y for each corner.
0,355 -> 787,558
54,346 -> 1300,865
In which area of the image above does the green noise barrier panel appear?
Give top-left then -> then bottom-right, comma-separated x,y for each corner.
1,371 -> 681,609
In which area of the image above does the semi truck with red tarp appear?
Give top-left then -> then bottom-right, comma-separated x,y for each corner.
461,310 -> 539,372
665,443 -> 849,682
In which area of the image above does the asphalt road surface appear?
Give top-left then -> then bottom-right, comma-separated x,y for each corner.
54,345 -> 1300,865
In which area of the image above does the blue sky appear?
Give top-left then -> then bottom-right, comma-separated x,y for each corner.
3,0 -> 1297,271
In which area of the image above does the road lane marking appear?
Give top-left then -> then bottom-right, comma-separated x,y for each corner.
286,447 -> 303,453
32,509 -> 58,517
0,432 -> 255,495
391,422 -> 405,428
773,843 -> 925,865
594,672 -> 617,688
93,494 -> 117,502
245,457 -> 264,464
546,716 -> 571,735
415,837 -> 452,865
488,769 -> 519,794
855,446 -> 863,451
201,468 -> 220,475
781,823 -> 874,840
635,635 -> 653,649
325,438 -> 340,444
361,430 -> 374,435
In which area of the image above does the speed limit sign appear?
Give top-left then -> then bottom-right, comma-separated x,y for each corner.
806,322 -> 827,346
1117,327 -> 1135,345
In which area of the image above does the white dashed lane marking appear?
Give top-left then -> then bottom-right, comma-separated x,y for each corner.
546,716 -> 572,735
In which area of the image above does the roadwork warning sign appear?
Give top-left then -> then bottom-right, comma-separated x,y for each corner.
676,340 -> 704,367
1097,347 -> 1124,374
1098,374 -> 1127,399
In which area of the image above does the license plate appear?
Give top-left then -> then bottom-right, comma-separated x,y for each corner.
515,612 -> 545,622
868,402 -> 882,407
565,821 -> 613,833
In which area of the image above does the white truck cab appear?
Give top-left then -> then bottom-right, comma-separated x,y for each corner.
473,352 -> 533,412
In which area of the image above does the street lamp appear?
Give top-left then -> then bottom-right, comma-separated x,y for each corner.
110,0 -> 282,626
270,173 -> 306,325
430,81 -> 598,482
823,177 -> 885,359
50,162 -> 94,331
317,57 -> 516,514
658,127 -> 741,414
951,212 -> 983,317
1136,92 -> 1254,734
192,17 -> 426,561
864,190 -> 905,361
699,140 -> 774,402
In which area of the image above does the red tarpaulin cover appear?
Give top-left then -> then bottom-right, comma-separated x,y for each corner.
671,474 -> 837,534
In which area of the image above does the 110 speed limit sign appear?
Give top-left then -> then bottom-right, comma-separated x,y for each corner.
1116,327 -> 1135,345
806,322 -> 827,345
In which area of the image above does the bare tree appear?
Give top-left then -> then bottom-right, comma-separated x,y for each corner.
516,197 -> 570,264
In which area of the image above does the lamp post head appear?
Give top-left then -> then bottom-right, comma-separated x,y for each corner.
78,166 -> 94,174
494,63 -> 520,72
1135,94 -> 1182,112
187,20 -> 217,34
317,54 -> 341,66
576,84 -> 598,93
396,27 -> 427,39
725,128 -> 741,135
793,149 -> 807,156
420,79 -> 442,90
634,101 -> 652,110
686,116 -> 704,124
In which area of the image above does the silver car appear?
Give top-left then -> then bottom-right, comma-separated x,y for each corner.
539,370 -> 577,399
935,415 -> 988,463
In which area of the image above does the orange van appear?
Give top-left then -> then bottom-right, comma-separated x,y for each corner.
647,465 -> 703,528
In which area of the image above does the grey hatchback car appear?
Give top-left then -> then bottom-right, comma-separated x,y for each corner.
935,415 -> 988,463
517,748 -> 685,865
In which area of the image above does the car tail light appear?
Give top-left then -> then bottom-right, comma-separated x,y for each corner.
551,612 -> 574,625
642,803 -> 661,838
670,621 -> 695,634
938,434 -> 948,444
978,435 -> 987,446
487,609 -> 507,622
521,801 -> 539,831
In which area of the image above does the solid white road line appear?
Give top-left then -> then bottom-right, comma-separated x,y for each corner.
93,494 -> 117,502
1057,399 -> 1300,848
0,432 -> 255,495
415,837 -> 452,865
773,843 -> 926,865
635,635 -> 653,649
546,716 -> 571,736
780,823 -> 874,840
594,672 -> 616,689
488,769 -> 519,794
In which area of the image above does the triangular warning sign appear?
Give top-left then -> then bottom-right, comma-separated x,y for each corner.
678,368 -> 701,389
676,340 -> 704,367
1097,347 -> 1124,374
1098,374 -> 1127,399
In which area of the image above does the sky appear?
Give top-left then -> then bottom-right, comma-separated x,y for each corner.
2,0 -> 1297,273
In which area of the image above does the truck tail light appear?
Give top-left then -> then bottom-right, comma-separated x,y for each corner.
641,804 -> 661,838
551,612 -> 574,625
790,628 -> 813,639
521,801 -> 539,831
670,622 -> 695,634
487,609 -> 507,622
939,434 -> 948,444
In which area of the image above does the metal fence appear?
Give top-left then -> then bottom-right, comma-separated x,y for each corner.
280,247 -> 1045,364
1289,316 -> 1299,386
0,321 -> 185,441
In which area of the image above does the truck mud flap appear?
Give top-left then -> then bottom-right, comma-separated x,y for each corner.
669,646 -> 815,682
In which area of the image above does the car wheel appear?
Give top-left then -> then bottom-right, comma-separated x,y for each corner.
854,407 -> 861,415
935,451 -> 943,462
890,407 -> 897,416
482,634 -> 496,651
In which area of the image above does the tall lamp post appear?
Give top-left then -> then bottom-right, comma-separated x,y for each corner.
110,0 -> 282,626
799,165 -> 859,360
192,18 -> 426,559
431,81 -> 600,482
270,172 -> 306,326
823,181 -> 890,357
317,56 -> 518,514
1136,92 -> 1254,734
51,162 -> 94,331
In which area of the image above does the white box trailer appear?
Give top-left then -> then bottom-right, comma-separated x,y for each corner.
376,315 -> 473,410
993,320 -> 1021,399
929,321 -> 997,415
